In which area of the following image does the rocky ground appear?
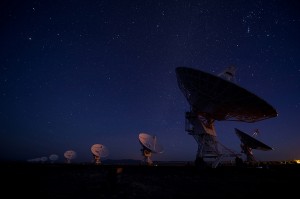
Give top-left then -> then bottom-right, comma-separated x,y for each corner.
1,162 -> 299,198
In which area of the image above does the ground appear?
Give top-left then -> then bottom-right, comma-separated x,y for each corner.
1,162 -> 299,198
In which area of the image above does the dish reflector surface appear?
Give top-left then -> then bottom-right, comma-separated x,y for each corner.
91,144 -> 109,157
49,154 -> 59,161
235,128 -> 273,151
138,132 -> 163,153
64,150 -> 76,159
176,67 -> 278,122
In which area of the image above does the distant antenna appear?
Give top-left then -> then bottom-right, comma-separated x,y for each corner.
252,129 -> 259,137
138,132 -> 164,165
40,156 -> 48,163
27,158 -> 40,163
27,157 -> 43,163
235,128 -> 273,163
91,144 -> 109,165
218,65 -> 237,82
49,154 -> 59,163
64,150 -> 76,164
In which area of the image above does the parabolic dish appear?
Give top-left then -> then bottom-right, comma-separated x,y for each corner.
91,144 -> 109,157
139,132 -> 164,153
64,150 -> 76,159
49,154 -> 59,161
235,128 -> 273,151
40,156 -> 48,162
176,67 -> 278,122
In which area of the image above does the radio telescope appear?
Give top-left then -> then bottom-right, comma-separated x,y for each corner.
27,157 -> 41,163
235,128 -> 273,163
64,150 -> 76,164
138,132 -> 164,165
49,154 -> 59,163
40,156 -> 48,163
91,144 -> 109,165
176,66 -> 277,168
27,157 -> 47,163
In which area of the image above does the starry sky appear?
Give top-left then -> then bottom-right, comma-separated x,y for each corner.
1,0 -> 299,163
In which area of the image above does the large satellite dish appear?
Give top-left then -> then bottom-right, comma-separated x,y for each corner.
176,66 -> 277,168
176,66 -> 277,122
64,150 -> 76,164
235,128 -> 273,163
138,132 -> 164,165
91,144 -> 109,165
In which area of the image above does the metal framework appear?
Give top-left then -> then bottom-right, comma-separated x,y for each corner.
140,147 -> 153,165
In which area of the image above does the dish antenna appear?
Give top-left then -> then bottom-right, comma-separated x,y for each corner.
218,65 -> 237,82
40,156 -> 48,163
91,144 -> 109,165
176,66 -> 277,168
27,157 -> 43,163
49,154 -> 59,163
138,132 -> 164,165
64,150 -> 76,164
27,158 -> 40,163
235,128 -> 273,163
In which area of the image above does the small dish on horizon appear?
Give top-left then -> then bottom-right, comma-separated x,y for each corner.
138,132 -> 164,166
49,154 -> 59,163
64,150 -> 76,163
91,144 -> 109,165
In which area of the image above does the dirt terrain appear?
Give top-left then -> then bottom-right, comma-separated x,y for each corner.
1,162 -> 298,198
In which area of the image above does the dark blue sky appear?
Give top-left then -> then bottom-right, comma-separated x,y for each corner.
1,0 -> 299,163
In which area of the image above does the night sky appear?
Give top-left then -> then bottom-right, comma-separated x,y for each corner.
1,0 -> 299,163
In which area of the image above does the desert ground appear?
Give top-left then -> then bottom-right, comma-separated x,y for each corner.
1,162 -> 299,198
